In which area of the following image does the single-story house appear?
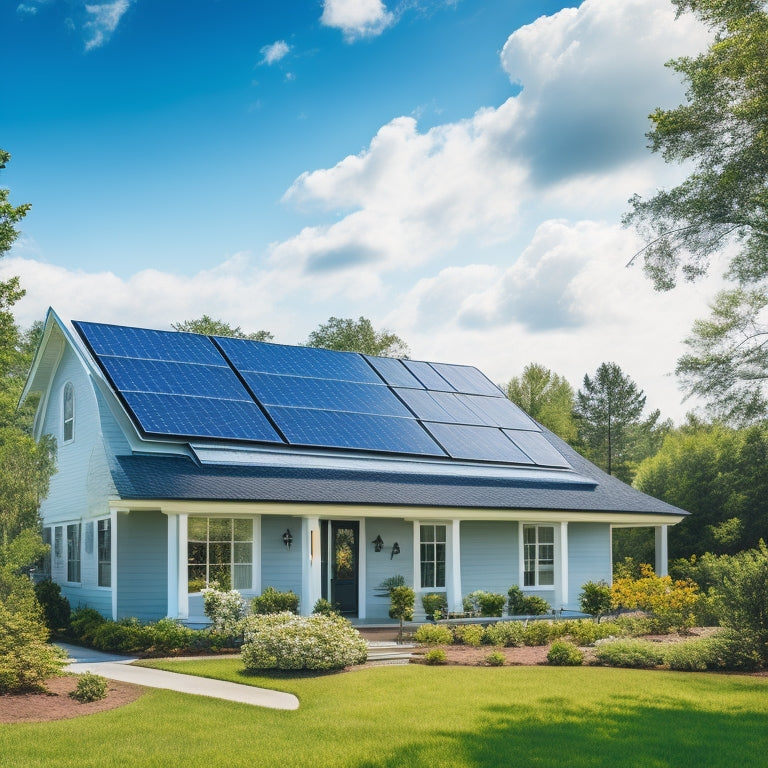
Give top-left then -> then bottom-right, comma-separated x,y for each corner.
21,309 -> 687,623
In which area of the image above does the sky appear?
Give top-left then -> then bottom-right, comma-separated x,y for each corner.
1,0 -> 722,423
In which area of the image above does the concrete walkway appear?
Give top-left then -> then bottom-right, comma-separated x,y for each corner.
57,643 -> 299,711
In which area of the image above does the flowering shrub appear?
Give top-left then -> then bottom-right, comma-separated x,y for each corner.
201,583 -> 246,635
241,612 -> 367,671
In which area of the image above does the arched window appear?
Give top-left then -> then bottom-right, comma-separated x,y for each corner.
63,382 -> 75,443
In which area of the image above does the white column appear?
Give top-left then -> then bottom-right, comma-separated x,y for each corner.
300,517 -> 322,616
655,525 -> 669,577
110,508 -> 118,620
559,522 -> 569,611
167,514 -> 179,618
448,519 -> 462,614
177,514 -> 188,619
412,520 -> 421,594
252,516 -> 262,595
358,518 -> 366,619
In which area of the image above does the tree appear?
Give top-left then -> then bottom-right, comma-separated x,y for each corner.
625,2 -> 768,421
172,315 -> 273,342
305,316 -> 409,357
505,363 -> 578,444
574,363 -> 667,483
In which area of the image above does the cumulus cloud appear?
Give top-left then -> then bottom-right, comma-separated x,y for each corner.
83,0 -> 133,51
320,0 -> 395,42
260,40 -> 291,65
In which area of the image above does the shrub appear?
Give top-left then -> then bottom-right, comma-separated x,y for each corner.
579,581 -> 612,620
423,648 -> 447,665
202,583 -> 246,635
69,607 -> 107,644
34,579 -> 71,636
700,629 -> 762,671
508,586 -> 551,615
611,615 -> 654,637
547,640 -> 584,666
147,618 -> 196,655
484,651 -> 505,666
478,592 -> 506,617
565,619 -> 617,646
378,575 -> 406,593
91,617 -> 153,653
662,638 -> 717,672
69,672 -> 109,703
312,598 -> 339,615
523,621 -> 555,646
422,592 -> 448,620
389,585 -> 415,643
413,623 -> 453,645
453,624 -> 484,647
484,621 -> 525,647
241,612 -> 367,671
593,639 -> 665,669
251,586 -> 299,615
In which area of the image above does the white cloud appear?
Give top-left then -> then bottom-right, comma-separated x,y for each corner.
321,0 -> 395,42
260,40 -> 291,66
83,0 -> 132,51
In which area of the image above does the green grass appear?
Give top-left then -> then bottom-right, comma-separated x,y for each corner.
2,661 -> 767,768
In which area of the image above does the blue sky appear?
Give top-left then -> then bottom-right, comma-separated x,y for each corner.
2,0 -> 721,421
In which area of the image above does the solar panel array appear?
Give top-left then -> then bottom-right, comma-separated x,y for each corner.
73,321 -> 571,469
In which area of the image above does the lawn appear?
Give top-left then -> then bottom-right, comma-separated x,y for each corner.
2,661 -> 767,768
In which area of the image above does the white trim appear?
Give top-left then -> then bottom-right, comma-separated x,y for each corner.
252,516 -> 261,595
519,522 -> 556,591
412,520 -> 421,591
448,519 -> 462,614
559,522 -> 569,609
301,517 -> 322,616
655,525 -> 669,576
177,514 -> 188,619
62,381 -> 75,445
110,509 -> 118,620
167,515 -> 179,618
357,518 -> 366,619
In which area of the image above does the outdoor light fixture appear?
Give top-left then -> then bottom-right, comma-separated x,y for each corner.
390,542 -> 400,559
282,529 -> 293,550
372,535 -> 384,552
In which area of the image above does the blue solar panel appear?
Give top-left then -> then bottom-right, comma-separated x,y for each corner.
215,337 -> 380,384
429,362 -> 502,397
99,356 -> 249,400
461,394 -> 540,430
504,430 -> 572,469
364,355 -> 425,389
122,392 -> 284,443
395,388 -> 480,424
268,406 -> 446,456
423,422 -> 535,464
74,321 -> 223,365
242,372 -> 412,418
402,360 -> 456,392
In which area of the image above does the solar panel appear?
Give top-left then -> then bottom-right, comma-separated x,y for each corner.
214,336 -> 380,384
395,388 -> 481,425
402,360 -> 456,392
461,394 -> 540,430
241,372 -> 412,418
364,355 -> 425,389
423,422 -> 535,464
268,406 -> 446,456
504,430 -> 572,469
429,362 -> 503,397
122,392 -> 284,443
74,321 -> 223,365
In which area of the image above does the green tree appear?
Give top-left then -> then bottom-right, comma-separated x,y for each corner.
306,316 -> 409,357
172,315 -> 273,341
625,1 -> 768,421
505,363 -> 578,444
574,363 -> 668,483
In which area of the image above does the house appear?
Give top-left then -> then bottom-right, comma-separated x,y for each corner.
21,309 -> 687,624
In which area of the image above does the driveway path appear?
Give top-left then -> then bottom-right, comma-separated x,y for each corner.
57,643 -> 299,711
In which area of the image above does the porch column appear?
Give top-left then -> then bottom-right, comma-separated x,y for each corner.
655,525 -> 669,577
110,508 -> 119,620
167,514 -> 179,618
300,517 -> 322,616
559,522 -> 569,611
358,518 -> 366,619
447,519 -> 462,614
177,514 -> 188,619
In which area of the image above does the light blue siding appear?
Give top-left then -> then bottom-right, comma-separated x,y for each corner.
260,515 -> 302,600
365,518 -> 414,619
116,510 -> 167,620
460,521 -> 518,596
568,522 -> 612,603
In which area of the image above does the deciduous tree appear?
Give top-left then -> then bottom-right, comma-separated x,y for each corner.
306,316 -> 409,357
172,315 -> 273,341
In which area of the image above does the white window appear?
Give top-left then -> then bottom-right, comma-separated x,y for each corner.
62,382 -> 75,443
420,524 -> 446,589
523,524 -> 554,587
97,519 -> 111,587
54,526 -> 63,563
187,518 -> 253,593
66,523 -> 81,583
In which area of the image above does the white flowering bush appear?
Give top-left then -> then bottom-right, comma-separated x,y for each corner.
241,612 -> 368,671
201,583 -> 247,636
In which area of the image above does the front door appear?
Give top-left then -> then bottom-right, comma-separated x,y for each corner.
330,521 -> 359,616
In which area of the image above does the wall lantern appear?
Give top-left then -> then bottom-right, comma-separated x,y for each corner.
372,535 -> 384,552
391,542 -> 400,559
282,529 -> 293,550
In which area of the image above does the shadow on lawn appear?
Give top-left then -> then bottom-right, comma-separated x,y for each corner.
355,678 -> 768,768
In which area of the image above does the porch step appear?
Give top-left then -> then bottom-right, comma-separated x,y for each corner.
366,641 -> 415,665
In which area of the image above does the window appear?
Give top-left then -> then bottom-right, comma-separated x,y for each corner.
187,518 -> 253,593
66,523 -> 81,583
420,524 -> 446,589
54,526 -> 63,563
98,519 -> 111,587
62,382 -> 74,443
39,527 -> 52,577
523,525 -> 554,587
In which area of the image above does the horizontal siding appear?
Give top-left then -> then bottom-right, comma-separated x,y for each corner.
260,515 -> 302,601
365,518 -> 414,619
117,510 -> 167,621
568,522 -> 612,607
460,521 -> 518,597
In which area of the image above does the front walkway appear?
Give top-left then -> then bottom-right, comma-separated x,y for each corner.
57,643 -> 299,711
